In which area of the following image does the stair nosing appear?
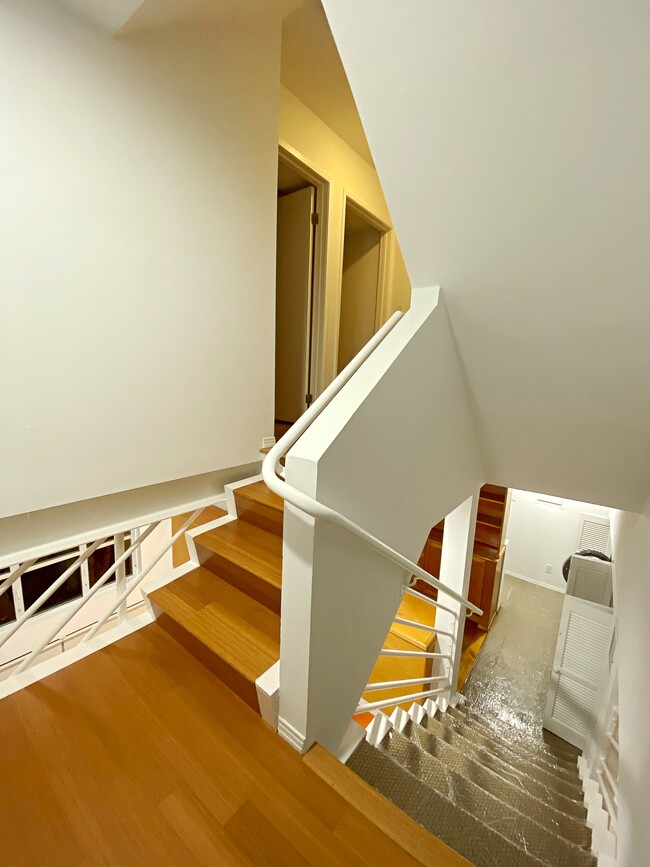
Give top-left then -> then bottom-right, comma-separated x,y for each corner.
150,567 -> 280,682
195,522 -> 282,589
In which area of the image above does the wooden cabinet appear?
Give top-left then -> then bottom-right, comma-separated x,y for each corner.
416,484 -> 510,632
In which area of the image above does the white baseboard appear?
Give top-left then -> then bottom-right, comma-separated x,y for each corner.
278,717 -> 308,754
505,571 -> 566,594
0,611 -> 154,699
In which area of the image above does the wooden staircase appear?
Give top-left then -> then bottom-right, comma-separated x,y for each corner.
150,481 -> 284,711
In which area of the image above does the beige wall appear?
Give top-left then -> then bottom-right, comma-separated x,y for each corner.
0,2 -> 282,519
278,86 -> 411,390
338,225 -> 381,372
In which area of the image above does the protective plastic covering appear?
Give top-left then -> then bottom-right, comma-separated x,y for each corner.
346,576 -> 596,866
461,575 -> 572,755
347,738 -> 548,867
403,719 -> 590,843
379,729 -> 596,867
421,714 -> 583,802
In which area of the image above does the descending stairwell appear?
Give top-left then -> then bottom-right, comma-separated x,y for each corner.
348,700 -> 595,867
149,481 -> 283,711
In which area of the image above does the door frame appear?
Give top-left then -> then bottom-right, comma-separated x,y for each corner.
278,142 -> 330,402
335,193 -> 392,371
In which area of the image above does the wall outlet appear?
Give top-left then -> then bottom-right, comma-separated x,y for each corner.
544,564 -> 552,574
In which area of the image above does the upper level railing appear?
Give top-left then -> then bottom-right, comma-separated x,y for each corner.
0,506 -> 206,693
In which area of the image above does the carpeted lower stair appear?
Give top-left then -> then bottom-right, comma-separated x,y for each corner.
347,701 -> 595,867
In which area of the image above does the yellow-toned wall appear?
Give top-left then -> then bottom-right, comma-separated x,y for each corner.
279,86 -> 411,389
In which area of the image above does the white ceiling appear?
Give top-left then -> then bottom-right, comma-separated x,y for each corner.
322,0 -> 650,511
281,0 -> 373,164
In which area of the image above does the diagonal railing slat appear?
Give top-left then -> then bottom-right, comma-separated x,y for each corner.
13,524 -> 160,674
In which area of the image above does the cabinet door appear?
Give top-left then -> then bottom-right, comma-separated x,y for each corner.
543,596 -> 614,749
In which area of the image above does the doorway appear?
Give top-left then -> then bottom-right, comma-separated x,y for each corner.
337,198 -> 388,373
275,149 -> 327,428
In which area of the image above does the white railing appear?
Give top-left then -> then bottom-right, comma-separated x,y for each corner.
0,508 -> 204,689
262,309 -> 482,720
598,706 -> 619,830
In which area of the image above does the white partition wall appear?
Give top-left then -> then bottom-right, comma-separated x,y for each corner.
277,287 -> 484,755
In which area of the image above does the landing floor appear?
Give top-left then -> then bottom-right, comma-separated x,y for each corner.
462,574 -> 578,754
0,623 -> 458,866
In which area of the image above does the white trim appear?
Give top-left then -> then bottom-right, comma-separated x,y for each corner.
333,719 -> 366,762
505,571 -> 566,593
0,491 -> 233,570
278,142 -> 331,400
255,660 -> 280,729
0,611 -> 154,699
277,716 -> 308,754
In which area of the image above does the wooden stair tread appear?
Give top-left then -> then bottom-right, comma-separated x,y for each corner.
389,593 -> 437,651
305,744 -> 471,866
196,520 -> 282,590
150,567 -> 280,684
235,480 -> 284,514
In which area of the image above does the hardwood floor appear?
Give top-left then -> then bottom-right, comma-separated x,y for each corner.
0,623 -> 465,866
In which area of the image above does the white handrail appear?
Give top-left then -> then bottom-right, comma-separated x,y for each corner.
356,686 -> 448,714
364,674 -> 449,692
380,649 -> 451,660
600,758 -> 619,803
607,733 -> 619,753
403,585 -> 457,618
393,615 -> 454,640
262,313 -> 483,617
597,768 -> 618,823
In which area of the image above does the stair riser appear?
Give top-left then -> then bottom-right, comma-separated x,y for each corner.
234,493 -> 284,537
157,613 -> 261,711
200,548 -> 281,615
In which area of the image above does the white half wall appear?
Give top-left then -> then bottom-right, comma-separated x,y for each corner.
504,490 -> 610,591
610,498 -> 650,867
0,1 -> 281,518
278,287 -> 484,754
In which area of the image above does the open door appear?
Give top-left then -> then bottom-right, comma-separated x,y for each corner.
275,186 -> 316,423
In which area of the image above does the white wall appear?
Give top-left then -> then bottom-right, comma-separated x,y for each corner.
322,0 -> 650,511
610,498 -> 650,867
279,87 -> 411,389
504,490 -> 610,591
278,287 -> 484,753
0,0 -> 282,519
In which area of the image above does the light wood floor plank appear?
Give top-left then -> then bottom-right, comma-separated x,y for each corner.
0,623 -> 465,865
